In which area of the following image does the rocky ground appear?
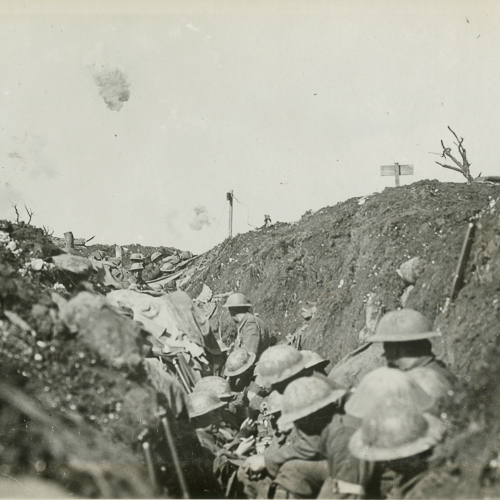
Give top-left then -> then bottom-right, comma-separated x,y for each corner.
0,178 -> 499,497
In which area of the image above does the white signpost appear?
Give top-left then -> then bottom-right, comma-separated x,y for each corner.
380,163 -> 414,187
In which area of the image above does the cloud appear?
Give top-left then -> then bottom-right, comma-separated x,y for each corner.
93,65 -> 130,111
189,205 -> 211,231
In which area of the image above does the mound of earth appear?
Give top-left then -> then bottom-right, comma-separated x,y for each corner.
186,179 -> 500,498
0,224 -> 172,497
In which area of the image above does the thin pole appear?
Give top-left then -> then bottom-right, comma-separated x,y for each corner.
161,417 -> 190,499
227,190 -> 234,237
394,163 -> 400,187
142,441 -> 159,495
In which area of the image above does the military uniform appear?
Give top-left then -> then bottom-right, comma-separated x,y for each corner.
235,312 -> 270,360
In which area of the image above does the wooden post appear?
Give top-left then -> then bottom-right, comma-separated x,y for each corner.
63,232 -> 74,253
450,222 -> 476,300
227,190 -> 234,238
394,163 -> 400,187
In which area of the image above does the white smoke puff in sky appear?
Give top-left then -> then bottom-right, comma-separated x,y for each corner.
93,65 -> 130,111
189,206 -> 211,231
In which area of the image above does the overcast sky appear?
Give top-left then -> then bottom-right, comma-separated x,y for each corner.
1,0 -> 498,253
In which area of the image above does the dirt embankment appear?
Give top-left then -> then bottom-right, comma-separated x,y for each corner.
187,179 -> 500,498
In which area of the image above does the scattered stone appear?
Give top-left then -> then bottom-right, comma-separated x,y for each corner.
52,254 -> 94,276
396,256 -> 425,284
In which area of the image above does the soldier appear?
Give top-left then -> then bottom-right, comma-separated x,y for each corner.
188,390 -> 229,456
128,262 -> 152,290
187,390 -> 252,498
224,348 -> 266,423
348,399 -> 446,498
254,345 -> 309,394
193,375 -> 240,436
142,251 -> 163,281
318,367 -> 435,498
368,309 -> 457,398
240,376 -> 346,499
224,293 -> 270,360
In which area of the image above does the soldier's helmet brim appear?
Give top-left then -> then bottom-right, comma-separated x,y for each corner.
349,413 -> 445,461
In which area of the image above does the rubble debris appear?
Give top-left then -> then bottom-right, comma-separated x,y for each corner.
52,254 -> 94,276
396,256 -> 425,284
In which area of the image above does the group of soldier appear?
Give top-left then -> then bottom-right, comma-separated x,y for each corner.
177,293 -> 458,499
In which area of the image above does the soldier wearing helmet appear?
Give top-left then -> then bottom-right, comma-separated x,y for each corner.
128,262 -> 152,291
254,344 -> 310,394
142,250 -> 163,281
224,293 -> 270,360
318,367 -> 436,499
369,309 -> 457,395
348,399 -> 446,498
240,376 -> 346,499
223,348 -> 267,424
188,390 -> 230,456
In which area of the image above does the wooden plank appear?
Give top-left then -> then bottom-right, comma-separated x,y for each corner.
380,165 -> 397,176
399,165 -> 414,175
380,164 -> 414,176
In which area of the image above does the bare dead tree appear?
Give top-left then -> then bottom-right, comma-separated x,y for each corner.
24,205 -> 35,225
432,126 -> 473,183
10,202 -> 20,224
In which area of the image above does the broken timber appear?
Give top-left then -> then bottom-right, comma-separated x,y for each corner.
450,221 -> 476,300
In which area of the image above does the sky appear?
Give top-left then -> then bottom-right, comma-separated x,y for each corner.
1,0 -> 499,253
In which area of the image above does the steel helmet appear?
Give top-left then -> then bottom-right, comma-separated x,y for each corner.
150,251 -> 163,263
301,350 -> 330,371
260,390 -> 283,416
345,367 -> 434,419
223,293 -> 252,309
130,262 -> 144,271
369,309 -> 441,342
130,253 -> 145,262
160,262 -> 175,272
349,400 -> 446,461
223,348 -> 256,377
254,345 -> 308,388
194,376 -> 236,400
278,376 -> 346,428
188,390 -> 227,419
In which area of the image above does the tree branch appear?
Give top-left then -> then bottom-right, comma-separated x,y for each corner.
10,202 -> 20,224
435,162 -> 464,174
24,205 -> 34,225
